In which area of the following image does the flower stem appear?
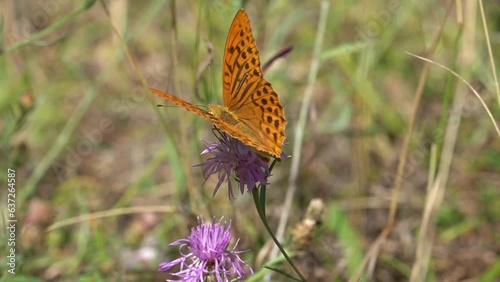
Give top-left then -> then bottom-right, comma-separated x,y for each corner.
252,186 -> 306,282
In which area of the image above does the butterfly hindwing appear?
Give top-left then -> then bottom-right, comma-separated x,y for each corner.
233,79 -> 286,157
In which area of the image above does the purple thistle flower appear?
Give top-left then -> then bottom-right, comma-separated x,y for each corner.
158,217 -> 252,281
196,131 -> 270,199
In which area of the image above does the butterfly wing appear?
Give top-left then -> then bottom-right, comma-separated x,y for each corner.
150,88 -> 213,119
231,80 -> 286,158
222,9 -> 263,107
151,10 -> 286,159
221,9 -> 286,157
149,87 -> 273,154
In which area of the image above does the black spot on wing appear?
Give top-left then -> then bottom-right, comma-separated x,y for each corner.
274,119 -> 280,129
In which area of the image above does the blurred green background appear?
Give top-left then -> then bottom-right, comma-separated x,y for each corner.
1,0 -> 499,281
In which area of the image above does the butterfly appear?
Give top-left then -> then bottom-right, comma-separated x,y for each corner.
149,9 -> 286,159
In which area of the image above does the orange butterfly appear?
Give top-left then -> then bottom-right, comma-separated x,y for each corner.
150,9 -> 286,159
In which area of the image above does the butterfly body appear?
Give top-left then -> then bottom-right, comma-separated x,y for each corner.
208,105 -> 238,126
150,9 -> 286,159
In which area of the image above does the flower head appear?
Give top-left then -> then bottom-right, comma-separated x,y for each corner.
196,130 -> 270,199
158,217 -> 252,281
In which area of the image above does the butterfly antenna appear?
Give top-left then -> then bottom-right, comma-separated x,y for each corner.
262,45 -> 293,74
156,104 -> 182,108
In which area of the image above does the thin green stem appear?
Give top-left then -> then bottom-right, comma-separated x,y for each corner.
252,185 -> 306,282
2,0 -> 96,55
20,59 -> 107,203
273,0 -> 329,263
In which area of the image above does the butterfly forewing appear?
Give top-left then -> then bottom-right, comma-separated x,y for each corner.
149,88 -> 211,118
222,10 -> 263,109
